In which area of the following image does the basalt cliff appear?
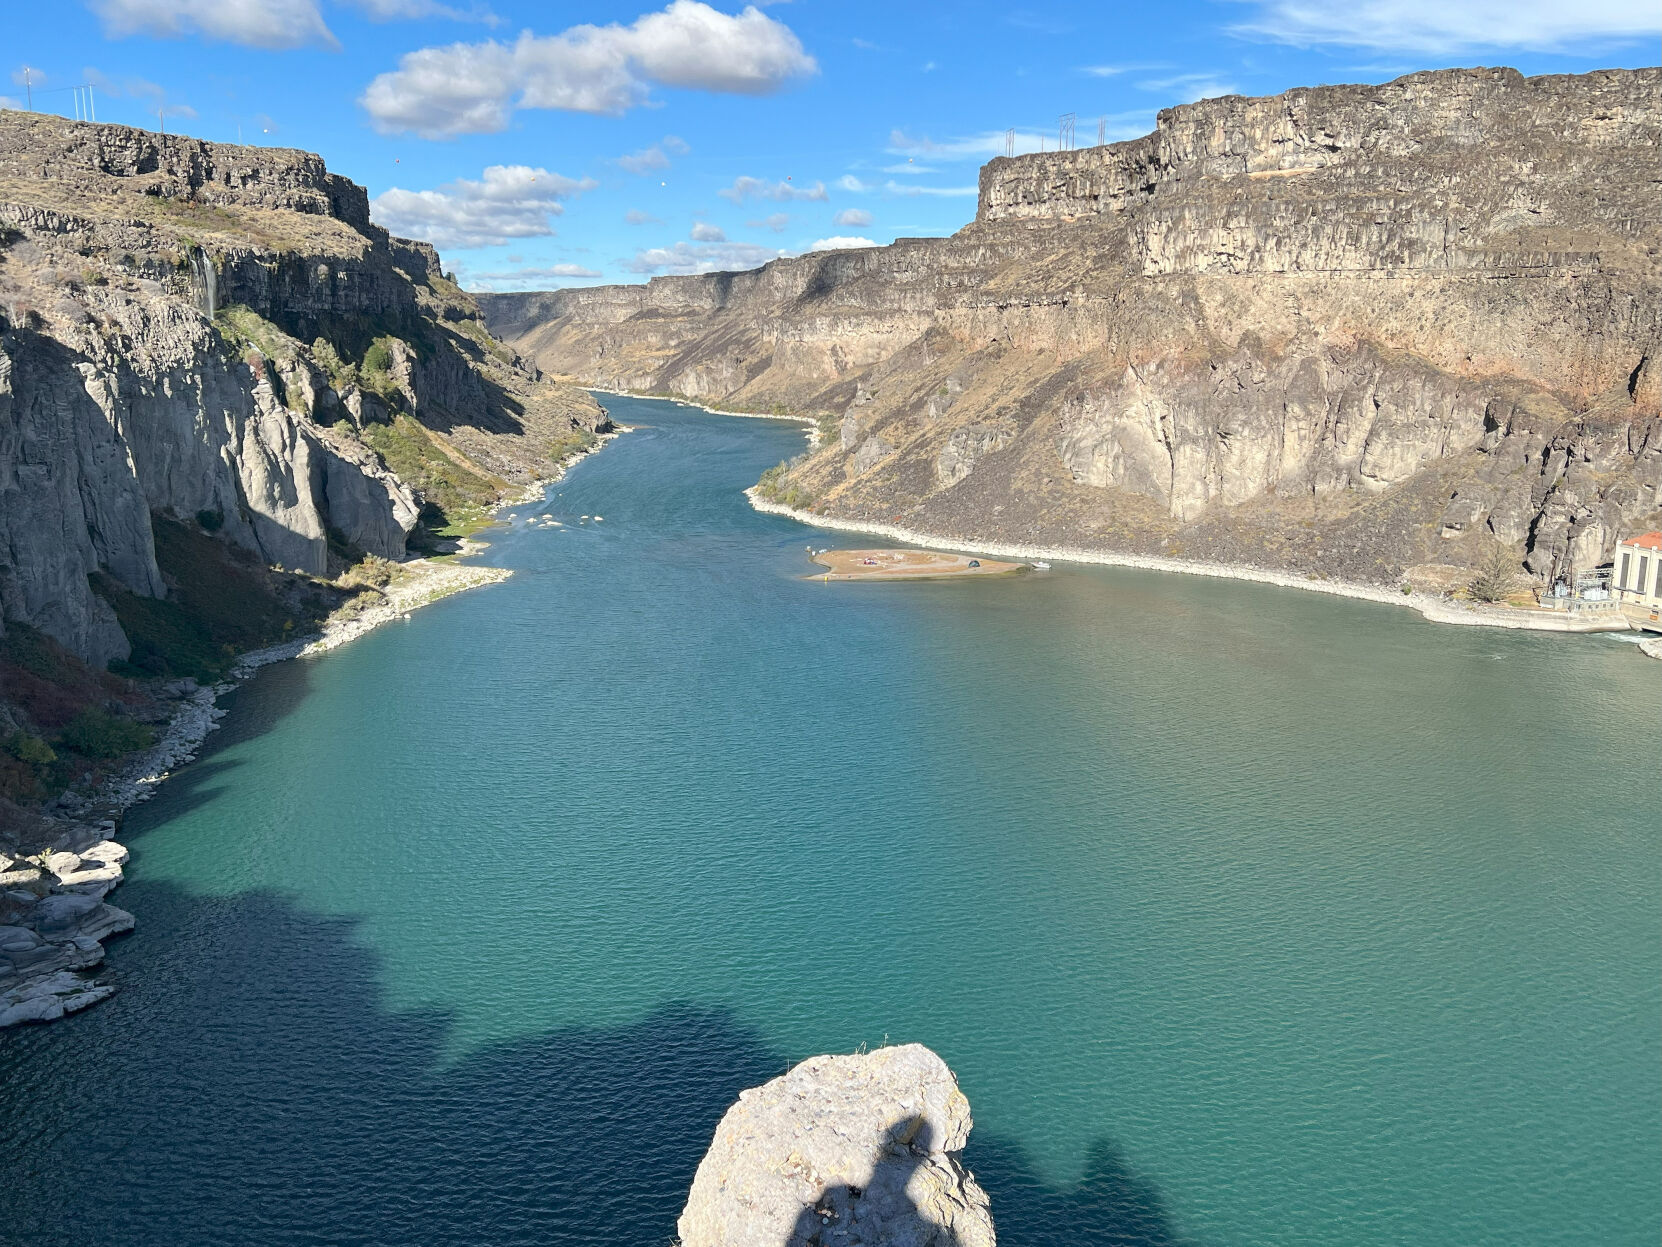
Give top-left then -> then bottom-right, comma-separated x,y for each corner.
1,111 -> 605,673
0,113 -> 604,1022
483,67 -> 1662,591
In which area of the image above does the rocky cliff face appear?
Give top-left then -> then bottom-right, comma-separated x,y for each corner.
484,67 -> 1661,589
0,112 -> 605,668
679,1044 -> 996,1247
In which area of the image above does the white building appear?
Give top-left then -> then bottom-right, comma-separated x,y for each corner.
1612,532 -> 1662,622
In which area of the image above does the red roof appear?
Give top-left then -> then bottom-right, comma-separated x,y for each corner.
1626,532 -> 1662,551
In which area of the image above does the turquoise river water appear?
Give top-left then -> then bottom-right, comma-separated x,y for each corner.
2,394 -> 1658,1246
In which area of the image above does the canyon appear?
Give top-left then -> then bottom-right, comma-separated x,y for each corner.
0,112 -> 604,1022
483,67 -> 1662,592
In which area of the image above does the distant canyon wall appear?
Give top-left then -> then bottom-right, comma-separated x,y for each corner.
483,67 -> 1661,588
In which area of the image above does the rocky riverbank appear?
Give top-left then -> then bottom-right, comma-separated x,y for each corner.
0,422 -> 622,1028
488,68 -> 1662,601
0,550 -> 518,1027
749,492 -> 1637,635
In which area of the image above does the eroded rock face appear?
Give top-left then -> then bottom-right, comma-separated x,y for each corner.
484,67 -> 1662,588
679,1044 -> 995,1247
0,112 -> 604,665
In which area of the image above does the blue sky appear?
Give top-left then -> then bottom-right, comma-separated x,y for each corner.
7,1 -> 1656,291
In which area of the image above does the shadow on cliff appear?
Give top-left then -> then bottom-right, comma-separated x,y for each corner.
0,884 -> 1191,1247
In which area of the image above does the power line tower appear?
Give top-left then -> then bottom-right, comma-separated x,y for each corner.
1058,112 -> 1076,152
1097,116 -> 1107,146
1004,128 -> 1015,157
22,66 -> 34,110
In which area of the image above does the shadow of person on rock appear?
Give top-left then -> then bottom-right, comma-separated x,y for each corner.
787,1115 -> 968,1247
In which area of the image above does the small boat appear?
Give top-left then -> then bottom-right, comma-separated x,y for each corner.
1030,560 -> 1051,571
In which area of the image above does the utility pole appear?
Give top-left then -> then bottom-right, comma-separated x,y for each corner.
23,66 -> 33,111
1059,112 -> 1076,152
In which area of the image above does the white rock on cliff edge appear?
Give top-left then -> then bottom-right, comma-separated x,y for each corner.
678,1044 -> 995,1247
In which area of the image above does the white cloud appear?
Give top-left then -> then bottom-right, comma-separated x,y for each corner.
832,207 -> 871,227
888,128 -> 1049,160
690,221 -> 727,241
836,174 -> 872,193
370,164 -> 596,251
619,146 -> 670,174
1230,0 -> 1657,54
746,212 -> 791,231
1139,72 -> 1240,103
0,96 -> 20,110
625,239 -> 788,275
717,175 -> 828,203
881,162 -> 938,174
345,0 -> 494,21
883,180 -> 977,197
361,1 -> 816,137
809,236 -> 876,251
624,208 -> 663,225
89,0 -> 339,49
618,134 -> 690,174
463,263 -> 604,292
1081,61 -> 1169,77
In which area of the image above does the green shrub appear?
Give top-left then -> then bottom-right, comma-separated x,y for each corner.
755,460 -> 817,510
5,732 -> 57,767
58,708 -> 153,759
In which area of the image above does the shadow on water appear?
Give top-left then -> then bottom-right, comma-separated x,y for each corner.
120,659 -> 317,832
0,885 -> 1190,1247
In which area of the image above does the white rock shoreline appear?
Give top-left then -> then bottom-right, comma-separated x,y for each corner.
745,492 -> 1637,637
2,435 -> 621,1028
591,389 -> 1634,639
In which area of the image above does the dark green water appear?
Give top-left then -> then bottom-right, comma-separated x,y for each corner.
3,395 -> 1658,1246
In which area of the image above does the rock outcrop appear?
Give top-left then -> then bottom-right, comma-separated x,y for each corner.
0,111 -> 606,668
484,67 -> 1662,589
0,832 -> 132,1026
679,1044 -> 995,1247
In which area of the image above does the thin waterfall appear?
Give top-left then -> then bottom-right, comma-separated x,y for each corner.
187,246 -> 217,319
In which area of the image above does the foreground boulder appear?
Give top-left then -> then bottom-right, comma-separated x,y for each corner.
679,1044 -> 995,1247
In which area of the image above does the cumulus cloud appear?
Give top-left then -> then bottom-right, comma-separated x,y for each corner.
463,262 -> 604,292
836,174 -> 872,193
832,208 -> 872,227
361,1 -> 816,137
1230,0 -> 1656,54
370,164 -> 596,251
625,240 -> 787,275
88,0 -> 339,49
689,221 -> 727,241
746,212 -> 790,231
624,209 -> 663,225
617,134 -> 689,174
717,175 -> 827,203
809,236 -> 876,251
